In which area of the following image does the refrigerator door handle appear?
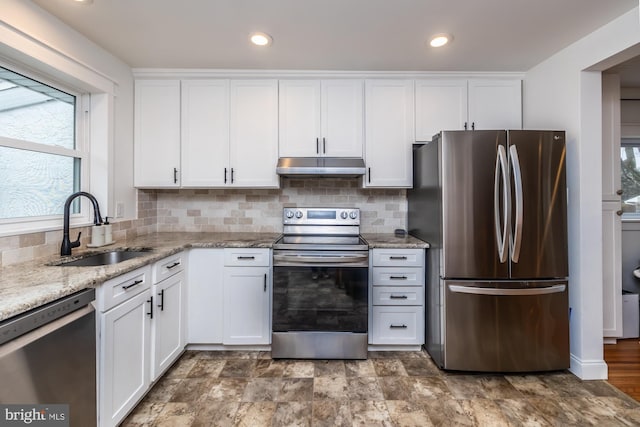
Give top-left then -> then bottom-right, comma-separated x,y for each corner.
509,145 -> 524,263
494,145 -> 509,263
449,284 -> 566,296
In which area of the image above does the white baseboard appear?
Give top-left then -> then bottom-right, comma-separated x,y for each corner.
569,353 -> 609,380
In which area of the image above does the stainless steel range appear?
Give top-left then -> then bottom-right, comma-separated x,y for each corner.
272,207 -> 369,359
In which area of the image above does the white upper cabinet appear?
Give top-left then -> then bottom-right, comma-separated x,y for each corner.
415,78 -> 522,141
364,79 -> 414,188
229,79 -> 279,187
415,79 -> 467,142
134,80 -> 181,187
279,79 -> 363,157
181,80 -> 230,187
467,79 -> 522,130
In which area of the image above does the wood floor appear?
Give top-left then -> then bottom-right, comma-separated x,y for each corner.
605,338 -> 640,401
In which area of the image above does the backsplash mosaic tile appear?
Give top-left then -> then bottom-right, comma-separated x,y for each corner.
0,178 -> 408,266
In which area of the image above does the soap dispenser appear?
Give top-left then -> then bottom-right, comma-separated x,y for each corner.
104,216 -> 113,244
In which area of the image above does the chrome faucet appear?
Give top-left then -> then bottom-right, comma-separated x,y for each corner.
61,191 -> 103,256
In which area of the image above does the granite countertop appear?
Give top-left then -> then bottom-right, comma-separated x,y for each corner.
0,231 -> 429,322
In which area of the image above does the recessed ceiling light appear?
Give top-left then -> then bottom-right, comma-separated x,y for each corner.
249,32 -> 273,47
72,0 -> 93,4
430,33 -> 452,48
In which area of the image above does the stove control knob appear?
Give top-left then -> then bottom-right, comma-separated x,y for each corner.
295,210 -> 303,219
285,210 -> 294,219
340,211 -> 348,219
349,211 -> 358,219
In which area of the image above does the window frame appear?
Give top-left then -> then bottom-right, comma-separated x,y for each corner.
0,61 -> 92,236
620,137 -> 640,220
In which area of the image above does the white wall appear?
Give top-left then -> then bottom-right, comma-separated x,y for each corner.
0,0 -> 136,221
524,7 -> 640,379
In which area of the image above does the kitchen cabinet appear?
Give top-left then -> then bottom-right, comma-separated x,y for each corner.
415,78 -> 522,141
370,248 -> 425,346
98,266 -> 152,427
364,79 -> 414,187
279,79 -> 363,157
150,253 -> 186,380
223,248 -> 271,345
134,80 -> 181,187
137,79 -> 279,188
187,248 -> 224,344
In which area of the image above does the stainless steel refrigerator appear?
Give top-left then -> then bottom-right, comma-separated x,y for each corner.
408,130 -> 569,372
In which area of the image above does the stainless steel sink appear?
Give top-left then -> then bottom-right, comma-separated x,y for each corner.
52,249 -> 152,267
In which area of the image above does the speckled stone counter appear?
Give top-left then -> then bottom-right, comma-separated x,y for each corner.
362,233 -> 430,249
0,232 -> 279,322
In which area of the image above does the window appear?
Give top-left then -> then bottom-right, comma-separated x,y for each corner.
621,138 -> 640,216
0,66 -> 87,228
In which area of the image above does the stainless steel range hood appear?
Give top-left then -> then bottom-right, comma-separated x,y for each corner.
276,157 -> 366,177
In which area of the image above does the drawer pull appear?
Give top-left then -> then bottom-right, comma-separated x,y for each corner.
390,324 -> 408,329
389,295 -> 408,299
122,279 -> 143,290
237,256 -> 256,260
389,256 -> 407,260
166,262 -> 181,269
389,276 -> 408,280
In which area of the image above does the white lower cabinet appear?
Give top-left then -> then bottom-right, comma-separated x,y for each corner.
98,253 -> 186,427
370,248 -> 425,346
98,266 -> 152,427
187,249 -> 224,343
223,248 -> 271,345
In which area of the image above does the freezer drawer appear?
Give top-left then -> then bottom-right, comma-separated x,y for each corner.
443,280 -> 569,372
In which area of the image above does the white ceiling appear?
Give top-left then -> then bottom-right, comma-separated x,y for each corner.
31,0 -> 637,73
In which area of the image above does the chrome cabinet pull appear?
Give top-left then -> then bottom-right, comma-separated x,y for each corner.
122,279 -> 143,290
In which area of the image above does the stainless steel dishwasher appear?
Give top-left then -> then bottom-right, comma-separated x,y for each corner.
0,288 -> 96,426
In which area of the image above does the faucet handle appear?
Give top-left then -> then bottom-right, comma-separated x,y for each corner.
72,231 -> 82,248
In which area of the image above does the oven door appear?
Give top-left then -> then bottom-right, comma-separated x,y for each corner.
272,251 -> 368,333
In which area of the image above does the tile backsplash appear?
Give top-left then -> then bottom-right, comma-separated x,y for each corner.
0,178 -> 407,266
155,178 -> 407,234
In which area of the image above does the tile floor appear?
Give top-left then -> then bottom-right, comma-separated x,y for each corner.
122,350 -> 640,426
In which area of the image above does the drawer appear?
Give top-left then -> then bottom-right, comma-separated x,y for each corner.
372,249 -> 425,267
371,306 -> 424,345
97,265 -> 151,312
372,286 -> 424,306
372,267 -> 424,286
224,248 -> 270,267
153,252 -> 185,283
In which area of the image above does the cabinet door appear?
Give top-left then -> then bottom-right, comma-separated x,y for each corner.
223,266 -> 270,345
152,271 -> 185,380
188,249 -> 224,343
603,201 -> 623,338
181,80 -> 230,187
99,290 -> 151,427
364,79 -> 414,187
468,79 -> 522,130
322,79 -> 364,157
279,80 -> 321,157
415,79 -> 467,141
134,80 -> 181,187
229,80 -> 279,187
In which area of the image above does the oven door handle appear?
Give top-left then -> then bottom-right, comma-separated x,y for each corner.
273,253 -> 369,264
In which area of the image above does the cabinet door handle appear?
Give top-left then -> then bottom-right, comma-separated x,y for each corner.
617,189 -> 623,195
157,289 -> 165,311
389,295 -> 408,299
147,296 -> 154,319
264,273 -> 267,292
231,168 -> 235,183
389,276 -> 408,280
323,137 -> 326,154
122,279 -> 143,290
368,167 -> 371,184
464,122 -> 468,130
390,324 -> 407,329
173,167 -> 178,184
617,210 -> 623,216
237,256 -> 255,260
389,256 -> 407,260
471,122 -> 475,130
316,137 -> 319,154
166,262 -> 181,269
224,168 -> 228,184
